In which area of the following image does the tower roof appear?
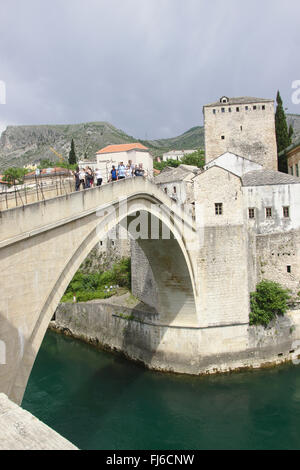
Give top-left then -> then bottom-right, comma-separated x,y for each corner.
204,97 -> 273,108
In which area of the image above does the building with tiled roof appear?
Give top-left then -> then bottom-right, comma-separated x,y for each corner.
96,142 -> 154,178
155,164 -> 199,205
96,143 -> 148,155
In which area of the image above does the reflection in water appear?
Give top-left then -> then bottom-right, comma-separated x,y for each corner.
23,330 -> 300,450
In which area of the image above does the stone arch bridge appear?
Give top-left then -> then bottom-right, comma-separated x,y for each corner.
0,177 -> 251,404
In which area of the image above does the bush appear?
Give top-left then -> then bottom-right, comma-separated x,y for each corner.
61,257 -> 131,302
153,149 -> 205,172
249,280 -> 290,326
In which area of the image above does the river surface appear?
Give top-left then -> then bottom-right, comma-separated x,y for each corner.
22,330 -> 300,450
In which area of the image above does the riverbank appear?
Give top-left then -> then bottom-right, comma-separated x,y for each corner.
49,293 -> 300,376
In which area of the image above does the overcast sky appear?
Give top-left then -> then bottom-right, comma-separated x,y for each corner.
0,0 -> 299,139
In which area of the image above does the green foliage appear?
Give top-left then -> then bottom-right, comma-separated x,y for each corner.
154,159 -> 180,171
249,280 -> 290,326
153,149 -> 205,171
276,91 -> 292,172
61,257 -> 131,302
2,167 -> 28,186
68,138 -> 77,165
181,149 -> 205,168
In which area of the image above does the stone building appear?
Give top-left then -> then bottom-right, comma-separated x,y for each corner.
280,138 -> 300,176
154,164 -> 199,205
132,146 -> 300,321
203,96 -> 277,170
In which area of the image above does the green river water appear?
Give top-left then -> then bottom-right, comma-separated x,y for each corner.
22,330 -> 300,450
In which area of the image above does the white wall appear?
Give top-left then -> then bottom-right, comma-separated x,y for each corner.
204,152 -> 263,177
244,183 -> 300,234
97,150 -> 153,178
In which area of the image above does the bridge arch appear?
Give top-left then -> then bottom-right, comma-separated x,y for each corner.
0,179 -> 199,404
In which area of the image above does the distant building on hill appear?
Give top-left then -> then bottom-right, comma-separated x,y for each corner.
162,149 -> 196,162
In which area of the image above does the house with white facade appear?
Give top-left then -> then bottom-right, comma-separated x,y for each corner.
96,143 -> 154,181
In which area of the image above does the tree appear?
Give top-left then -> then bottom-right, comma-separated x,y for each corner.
249,280 -> 290,326
289,124 -> 294,141
275,91 -> 292,173
181,149 -> 205,168
68,139 -> 77,165
2,167 -> 28,186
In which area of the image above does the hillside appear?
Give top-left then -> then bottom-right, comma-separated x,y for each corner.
0,114 -> 299,170
287,114 -> 300,143
0,122 -> 205,170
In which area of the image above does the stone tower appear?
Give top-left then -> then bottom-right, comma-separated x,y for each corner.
203,96 -> 278,170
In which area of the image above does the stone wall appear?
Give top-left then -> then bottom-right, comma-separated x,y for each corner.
80,226 -> 130,272
256,231 -> 300,295
204,101 -> 277,170
51,300 -> 300,376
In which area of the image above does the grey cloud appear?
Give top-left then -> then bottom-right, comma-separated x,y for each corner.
0,0 -> 299,139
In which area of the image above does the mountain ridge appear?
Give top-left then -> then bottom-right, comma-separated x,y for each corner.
0,115 -> 299,170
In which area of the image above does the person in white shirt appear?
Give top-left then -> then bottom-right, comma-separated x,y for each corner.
79,168 -> 86,189
95,168 -> 102,186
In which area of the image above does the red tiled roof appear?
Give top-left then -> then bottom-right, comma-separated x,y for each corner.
96,143 -> 148,155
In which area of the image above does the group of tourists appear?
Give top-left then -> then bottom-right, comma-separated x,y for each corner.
73,166 -> 103,191
73,161 -> 145,191
109,161 -> 145,182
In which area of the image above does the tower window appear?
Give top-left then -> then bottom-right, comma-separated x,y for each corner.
228,107 -> 232,113
283,206 -> 290,218
173,186 -> 177,193
221,135 -> 225,140
287,266 -> 291,273
266,207 -> 272,218
240,126 -> 243,131
215,203 -> 223,215
248,208 -> 255,219
253,105 -> 257,110
245,106 -> 249,111
213,109 -> 216,114
221,107 -> 225,113
236,107 -> 240,112
262,105 -> 265,110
